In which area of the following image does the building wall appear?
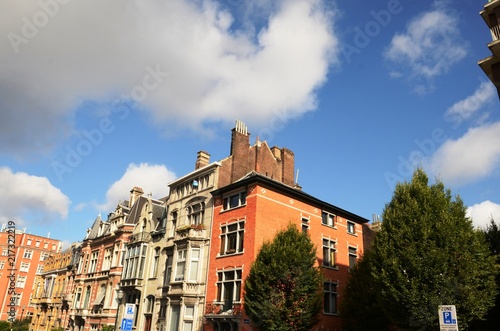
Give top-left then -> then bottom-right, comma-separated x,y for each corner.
206,179 -> 367,331
0,228 -> 61,322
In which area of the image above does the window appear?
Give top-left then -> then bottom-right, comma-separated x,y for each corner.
322,211 -> 335,227
349,247 -> 357,269
164,253 -> 173,286
23,249 -> 33,259
89,251 -> 99,273
183,305 -> 195,331
27,239 -> 32,245
220,221 -> 245,255
188,248 -> 200,282
35,240 -> 40,247
123,244 -> 147,279
144,295 -> 154,314
324,282 -> 338,314
91,325 -> 99,331
44,242 -> 48,249
322,239 -> 336,268
0,261 -> 5,269
175,250 -> 186,281
1,248 -> 7,256
103,248 -> 112,270
83,286 -> 91,308
112,243 -> 120,267
40,252 -> 49,261
170,211 -> 178,237
52,244 -> 57,251
36,264 -> 44,274
217,269 -> 242,311
20,262 -> 30,272
93,284 -> 106,307
169,305 -> 180,331
74,288 -> 82,308
223,191 -> 246,210
151,248 -> 160,278
302,217 -> 309,234
187,203 -> 204,226
12,293 -> 21,306
16,276 -> 27,288
347,221 -> 355,234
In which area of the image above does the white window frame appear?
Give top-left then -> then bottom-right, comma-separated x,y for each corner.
220,221 -> 245,255
222,191 -> 247,210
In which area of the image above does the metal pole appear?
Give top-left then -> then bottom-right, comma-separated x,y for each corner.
114,290 -> 124,331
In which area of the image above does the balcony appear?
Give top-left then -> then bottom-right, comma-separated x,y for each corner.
204,302 -> 242,316
129,232 -> 151,244
174,226 -> 207,241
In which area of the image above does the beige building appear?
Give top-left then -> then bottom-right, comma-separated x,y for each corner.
479,0 -> 500,96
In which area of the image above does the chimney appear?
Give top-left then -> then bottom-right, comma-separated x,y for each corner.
281,148 -> 295,186
195,151 -> 210,169
230,120 -> 250,156
129,186 -> 144,207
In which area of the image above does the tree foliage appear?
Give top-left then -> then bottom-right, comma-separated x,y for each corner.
243,223 -> 322,331
470,218 -> 500,330
342,169 -> 498,331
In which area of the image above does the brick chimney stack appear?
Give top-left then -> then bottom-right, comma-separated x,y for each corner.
195,150 -> 211,169
230,120 -> 250,156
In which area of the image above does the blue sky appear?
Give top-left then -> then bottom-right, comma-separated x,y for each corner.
1,0 -> 499,248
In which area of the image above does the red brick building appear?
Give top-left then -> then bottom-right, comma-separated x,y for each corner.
202,122 -> 370,331
0,226 -> 61,321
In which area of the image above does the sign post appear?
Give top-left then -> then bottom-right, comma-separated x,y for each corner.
438,305 -> 458,331
120,304 -> 135,331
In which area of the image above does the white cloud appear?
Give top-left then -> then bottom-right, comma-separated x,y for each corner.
0,0 -> 337,157
99,163 -> 176,212
384,8 -> 467,91
426,122 -> 500,186
467,200 -> 500,229
444,82 -> 496,126
0,167 -> 70,225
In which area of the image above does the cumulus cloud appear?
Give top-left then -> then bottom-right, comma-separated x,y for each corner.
0,167 -> 70,225
99,163 -> 176,212
467,200 -> 500,229
426,122 -> 500,186
444,82 -> 496,127
0,0 -> 337,158
384,7 -> 467,92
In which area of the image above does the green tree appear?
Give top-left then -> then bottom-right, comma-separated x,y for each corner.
471,218 -> 500,330
243,223 -> 322,331
343,169 -> 497,330
340,248 -> 394,331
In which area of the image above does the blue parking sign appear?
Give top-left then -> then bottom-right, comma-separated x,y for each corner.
443,312 -> 452,324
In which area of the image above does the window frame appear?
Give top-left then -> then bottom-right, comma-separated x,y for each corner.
322,238 -> 337,269
222,191 -> 247,210
347,221 -> 355,234
321,211 -> 336,227
323,281 -> 338,315
220,220 -> 245,255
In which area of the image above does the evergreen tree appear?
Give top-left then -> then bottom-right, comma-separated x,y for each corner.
372,169 -> 497,330
243,223 -> 322,331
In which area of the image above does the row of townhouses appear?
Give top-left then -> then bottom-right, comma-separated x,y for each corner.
28,121 -> 374,331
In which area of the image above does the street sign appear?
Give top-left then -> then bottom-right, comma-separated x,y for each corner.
124,303 -> 135,320
438,305 -> 458,331
121,318 -> 133,331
